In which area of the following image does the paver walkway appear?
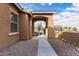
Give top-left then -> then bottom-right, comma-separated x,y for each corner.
0,35 -> 57,56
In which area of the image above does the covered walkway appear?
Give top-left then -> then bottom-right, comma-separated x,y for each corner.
0,35 -> 57,56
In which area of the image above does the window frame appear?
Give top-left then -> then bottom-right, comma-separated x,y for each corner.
9,8 -> 19,36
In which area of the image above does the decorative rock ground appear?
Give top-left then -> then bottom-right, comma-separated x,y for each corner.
48,38 -> 79,56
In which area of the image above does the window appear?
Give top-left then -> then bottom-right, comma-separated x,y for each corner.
10,12 -> 18,33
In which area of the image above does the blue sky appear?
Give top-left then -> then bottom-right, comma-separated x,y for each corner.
19,3 -> 79,29
19,3 -> 72,14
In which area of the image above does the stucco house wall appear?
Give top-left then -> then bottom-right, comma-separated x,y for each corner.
0,3 -> 20,49
19,13 -> 31,40
0,3 -> 31,49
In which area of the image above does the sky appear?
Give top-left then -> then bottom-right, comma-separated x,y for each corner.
19,3 -> 79,29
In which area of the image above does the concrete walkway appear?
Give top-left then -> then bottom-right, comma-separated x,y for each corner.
37,35 -> 57,56
0,35 -> 57,56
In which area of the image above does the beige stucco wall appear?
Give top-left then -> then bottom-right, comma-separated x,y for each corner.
29,18 -> 32,39
0,3 -> 20,49
19,13 -> 30,40
48,15 -> 55,39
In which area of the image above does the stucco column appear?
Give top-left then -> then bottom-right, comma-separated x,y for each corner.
29,18 -> 32,39
20,13 -> 30,40
48,15 -> 55,39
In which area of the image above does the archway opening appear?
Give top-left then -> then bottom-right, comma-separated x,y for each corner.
32,16 -> 48,37
34,21 -> 46,36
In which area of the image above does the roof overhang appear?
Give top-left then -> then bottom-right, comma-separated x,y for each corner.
32,11 -> 56,15
13,3 -> 32,16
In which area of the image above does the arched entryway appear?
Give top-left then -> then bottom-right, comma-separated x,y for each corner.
32,16 -> 48,36
19,11 -> 55,40
29,11 -> 55,39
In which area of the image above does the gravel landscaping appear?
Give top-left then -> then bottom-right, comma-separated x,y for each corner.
48,38 -> 79,56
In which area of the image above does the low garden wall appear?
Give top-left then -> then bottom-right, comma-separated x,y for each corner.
58,32 -> 79,46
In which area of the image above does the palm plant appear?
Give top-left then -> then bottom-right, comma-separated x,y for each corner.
37,22 -> 43,31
